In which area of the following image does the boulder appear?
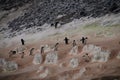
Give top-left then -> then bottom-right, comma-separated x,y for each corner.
91,50 -> 110,62
82,44 -> 101,54
82,44 -> 111,62
116,52 -> 120,59
15,45 -> 27,54
0,58 -> 18,72
45,51 -> 58,64
37,66 -> 44,73
33,53 -> 43,65
0,58 -> 6,67
3,61 -> 18,72
37,66 -> 49,79
69,46 -> 78,55
44,45 -> 51,53
39,68 -> 49,79
72,67 -> 86,80
79,67 -> 86,77
69,58 -> 79,68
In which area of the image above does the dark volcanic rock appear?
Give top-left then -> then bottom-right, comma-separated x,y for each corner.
1,0 -> 120,32
0,0 -> 32,10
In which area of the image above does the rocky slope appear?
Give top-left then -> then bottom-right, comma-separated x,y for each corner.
0,26 -> 120,80
0,0 -> 31,10
0,0 -> 120,33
